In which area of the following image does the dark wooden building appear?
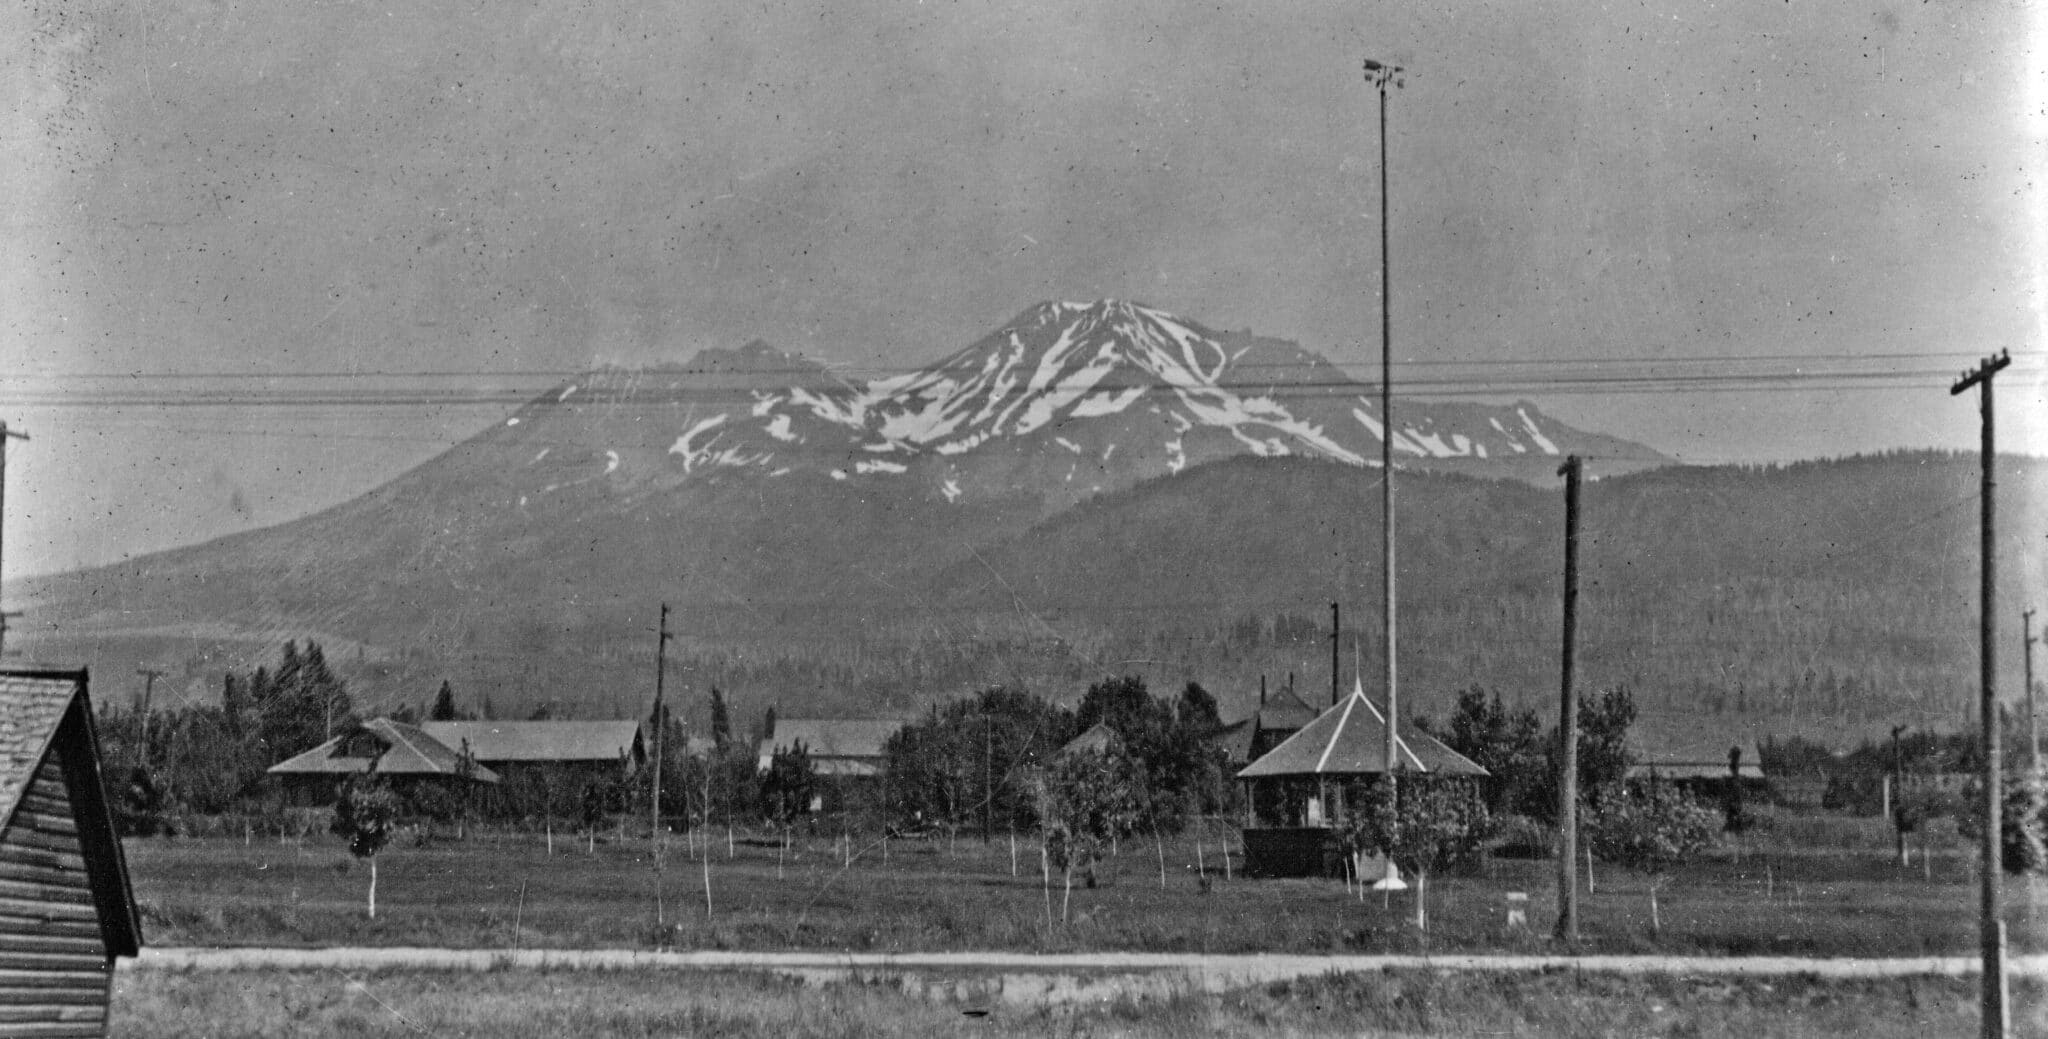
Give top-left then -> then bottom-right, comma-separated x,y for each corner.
0,669 -> 142,1037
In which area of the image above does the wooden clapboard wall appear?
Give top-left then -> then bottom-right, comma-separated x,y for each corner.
0,748 -> 112,1037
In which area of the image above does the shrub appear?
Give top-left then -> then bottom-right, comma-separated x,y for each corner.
1584,780 -> 1720,874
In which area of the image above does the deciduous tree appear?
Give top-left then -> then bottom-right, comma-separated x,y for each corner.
330,777 -> 402,918
1583,778 -> 1720,935
1035,744 -> 1141,924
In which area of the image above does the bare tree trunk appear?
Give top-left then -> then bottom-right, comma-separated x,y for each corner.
1414,869 -> 1426,931
1040,842 -> 1052,930
702,854 -> 713,919
367,857 -> 378,920
1062,862 -> 1074,925
1649,879 -> 1661,937
1154,825 -> 1166,888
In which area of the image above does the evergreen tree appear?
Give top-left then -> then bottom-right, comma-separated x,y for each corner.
1421,686 -> 1545,815
300,642 -> 353,735
429,681 -> 462,722
760,740 -> 816,823
710,688 -> 733,750
1177,681 -> 1222,733
220,672 -> 248,745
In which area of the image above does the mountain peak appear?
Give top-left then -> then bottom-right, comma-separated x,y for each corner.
517,301 -> 1663,506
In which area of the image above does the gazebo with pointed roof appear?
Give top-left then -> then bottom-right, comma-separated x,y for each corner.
1235,682 -> 1486,878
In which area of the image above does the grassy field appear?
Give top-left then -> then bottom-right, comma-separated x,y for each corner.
108,966 -> 2047,1038
124,816 -> 2047,957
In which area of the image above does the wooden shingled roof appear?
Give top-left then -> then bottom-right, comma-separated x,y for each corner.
0,669 -> 141,959
1237,682 -> 1488,779
420,720 -> 642,765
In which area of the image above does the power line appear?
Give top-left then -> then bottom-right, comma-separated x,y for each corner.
0,350 -> 2037,409
1,347 -> 2027,383
2,369 -> 2033,409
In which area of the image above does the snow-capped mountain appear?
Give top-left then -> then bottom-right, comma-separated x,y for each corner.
490,300 -> 1662,512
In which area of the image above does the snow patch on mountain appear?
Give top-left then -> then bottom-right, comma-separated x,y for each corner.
1350,408 -> 1427,458
1072,385 -> 1146,416
1518,407 -> 1559,454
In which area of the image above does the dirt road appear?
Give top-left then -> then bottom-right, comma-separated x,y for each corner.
129,946 -> 2048,989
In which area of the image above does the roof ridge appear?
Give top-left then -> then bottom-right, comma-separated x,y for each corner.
374,719 -> 452,774
1314,695 -> 1358,774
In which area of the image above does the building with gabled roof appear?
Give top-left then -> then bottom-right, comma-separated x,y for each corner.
1216,679 -> 1321,768
0,669 -> 142,1037
267,718 -> 502,802
756,719 -> 903,778
419,721 -> 644,774
1056,722 -> 1121,760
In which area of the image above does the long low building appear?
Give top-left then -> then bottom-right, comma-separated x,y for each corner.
267,718 -> 647,804
418,720 -> 645,776
756,719 -> 903,778
267,719 -> 504,796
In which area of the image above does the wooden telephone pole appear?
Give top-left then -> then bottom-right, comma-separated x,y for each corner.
651,603 -> 672,861
136,668 -> 166,769
1364,56 -> 1403,798
0,422 -> 27,661
1554,454 -> 1582,943
2024,606 -> 2038,777
1329,602 -> 1341,707
1951,349 -> 2010,1039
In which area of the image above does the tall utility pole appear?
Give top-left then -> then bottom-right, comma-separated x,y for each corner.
1329,602 -> 1341,707
650,604 -> 672,868
1365,57 -> 1402,787
1951,349 -> 2010,1039
1554,455 -> 1582,943
136,668 -> 166,770
2026,607 -> 2039,777
982,713 -> 993,844
0,422 -> 27,661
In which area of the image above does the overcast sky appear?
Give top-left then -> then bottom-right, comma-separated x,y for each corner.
2,0 -> 2044,575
